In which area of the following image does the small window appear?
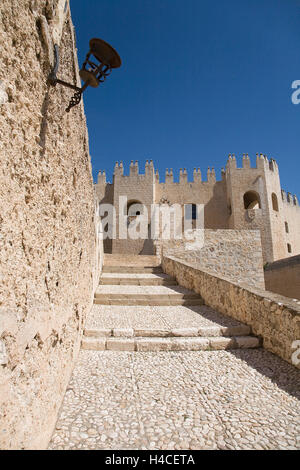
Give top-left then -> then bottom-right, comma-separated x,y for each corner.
287,243 -> 292,253
285,222 -> 289,233
185,204 -> 197,220
243,191 -> 261,210
272,193 -> 279,212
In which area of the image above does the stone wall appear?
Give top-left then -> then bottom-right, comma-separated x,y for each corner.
155,230 -> 265,289
281,196 -> 300,259
0,1 -> 101,449
95,158 -> 300,262
264,255 -> 300,300
162,256 -> 300,368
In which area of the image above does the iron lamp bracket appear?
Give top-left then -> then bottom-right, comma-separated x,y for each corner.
48,39 -> 121,113
48,44 -> 87,112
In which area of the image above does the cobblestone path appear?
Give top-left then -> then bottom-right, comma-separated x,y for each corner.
49,256 -> 300,450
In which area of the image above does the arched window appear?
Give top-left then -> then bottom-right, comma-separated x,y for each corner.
272,193 -> 279,212
243,191 -> 261,210
126,200 -> 143,216
287,243 -> 292,254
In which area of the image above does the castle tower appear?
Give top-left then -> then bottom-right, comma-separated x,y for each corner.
225,153 -> 287,262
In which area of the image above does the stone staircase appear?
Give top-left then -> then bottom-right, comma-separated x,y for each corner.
82,256 -> 260,352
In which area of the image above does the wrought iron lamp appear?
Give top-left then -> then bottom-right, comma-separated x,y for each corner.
48,38 -> 121,112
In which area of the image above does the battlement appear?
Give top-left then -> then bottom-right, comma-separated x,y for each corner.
226,153 -> 279,172
159,166 -> 218,184
281,190 -> 299,206
97,170 -> 106,185
96,155 -> 292,192
113,160 -> 155,179
98,161 -> 223,184
97,154 -> 281,187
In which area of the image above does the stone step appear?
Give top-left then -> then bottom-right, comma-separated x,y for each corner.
94,285 -> 204,305
103,254 -> 161,267
81,335 -> 260,352
100,273 -> 177,286
93,297 -> 204,306
102,266 -> 163,274
84,324 -> 252,338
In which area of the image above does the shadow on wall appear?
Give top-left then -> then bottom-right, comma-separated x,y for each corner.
204,180 -> 229,229
102,184 -> 114,254
39,87 -> 50,156
139,224 -> 155,255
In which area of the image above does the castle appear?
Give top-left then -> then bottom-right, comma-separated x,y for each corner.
95,154 -> 300,263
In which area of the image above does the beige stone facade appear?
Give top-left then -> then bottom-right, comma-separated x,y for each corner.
0,0 -> 101,449
95,156 -> 300,263
264,255 -> 300,300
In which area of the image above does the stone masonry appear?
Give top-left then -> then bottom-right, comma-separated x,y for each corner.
95,158 -> 300,263
0,1 -> 101,449
155,229 -> 265,289
162,255 -> 300,368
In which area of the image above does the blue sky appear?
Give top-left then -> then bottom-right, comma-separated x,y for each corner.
70,0 -> 299,197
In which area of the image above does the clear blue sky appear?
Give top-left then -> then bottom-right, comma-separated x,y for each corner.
70,0 -> 299,197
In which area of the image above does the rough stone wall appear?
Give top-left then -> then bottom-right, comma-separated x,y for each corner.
265,255 -> 300,300
162,256 -> 300,368
155,229 -> 265,289
0,1 -> 101,449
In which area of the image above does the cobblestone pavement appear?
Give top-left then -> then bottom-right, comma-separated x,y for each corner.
49,349 -> 300,450
86,305 -> 245,330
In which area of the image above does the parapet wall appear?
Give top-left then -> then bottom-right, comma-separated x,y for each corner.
155,229 -> 265,289
0,1 -> 101,449
162,256 -> 300,368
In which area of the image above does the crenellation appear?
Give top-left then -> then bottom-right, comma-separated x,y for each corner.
281,192 -> 300,207
242,153 -> 251,169
193,168 -> 202,182
129,160 -> 139,176
165,168 -> 173,183
145,159 -> 154,176
207,167 -> 216,183
256,153 -> 268,170
269,158 -> 278,172
179,168 -> 188,184
97,170 -> 106,185
226,154 -> 237,169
